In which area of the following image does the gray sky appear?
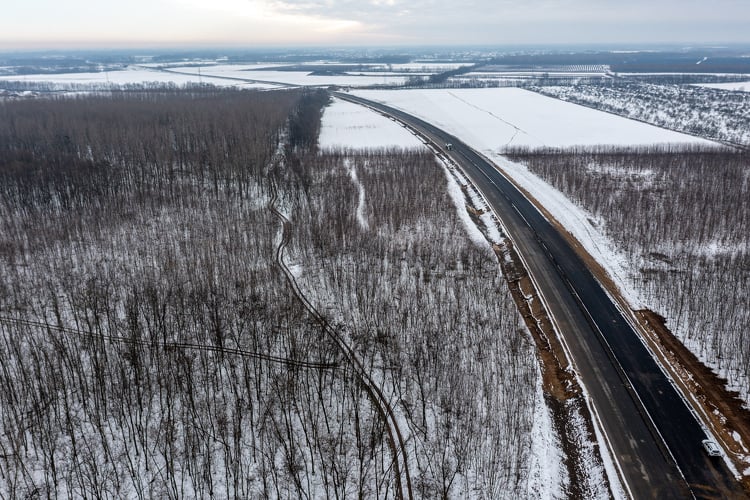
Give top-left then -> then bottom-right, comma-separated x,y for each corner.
2,0 -> 749,49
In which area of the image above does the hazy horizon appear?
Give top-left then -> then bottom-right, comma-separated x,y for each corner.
3,0 -> 750,51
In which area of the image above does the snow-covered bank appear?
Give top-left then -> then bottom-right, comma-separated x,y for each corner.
495,157 -> 643,308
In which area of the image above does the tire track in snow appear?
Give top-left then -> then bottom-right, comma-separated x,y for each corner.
446,90 -> 543,147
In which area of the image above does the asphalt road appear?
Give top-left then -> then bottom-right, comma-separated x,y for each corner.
335,92 -> 745,499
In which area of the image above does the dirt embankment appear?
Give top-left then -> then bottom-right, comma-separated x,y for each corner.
556,218 -> 750,492
487,163 -> 750,494
637,310 -> 750,492
492,237 -> 610,499
522,187 -> 750,493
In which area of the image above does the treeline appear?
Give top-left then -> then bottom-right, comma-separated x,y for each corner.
505,147 -> 750,404
501,143 -> 736,156
624,74 -> 750,85
404,75 -> 611,89
0,80 -> 219,93
0,89 -> 295,211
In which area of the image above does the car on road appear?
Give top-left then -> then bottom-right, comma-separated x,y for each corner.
702,439 -> 722,457
445,143 -> 453,150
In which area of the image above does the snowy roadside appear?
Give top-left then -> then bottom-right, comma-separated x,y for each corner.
318,92 -> 570,498
492,156 -> 644,309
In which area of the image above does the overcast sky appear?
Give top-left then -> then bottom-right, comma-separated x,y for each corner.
2,0 -> 749,50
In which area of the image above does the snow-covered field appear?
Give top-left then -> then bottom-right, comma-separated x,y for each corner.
695,81 -> 750,92
535,83 -> 750,146
139,62 -> 281,71
178,66 -> 409,87
0,62 -> 458,91
352,88 -> 713,149
318,98 -> 426,149
0,65 -> 276,89
0,62 -> 411,90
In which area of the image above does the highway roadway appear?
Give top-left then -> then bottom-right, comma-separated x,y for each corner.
335,92 -> 745,499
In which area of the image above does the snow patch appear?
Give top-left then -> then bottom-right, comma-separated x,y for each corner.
695,81 -> 750,92
526,379 -> 566,498
0,65 -> 275,89
442,162 -> 495,249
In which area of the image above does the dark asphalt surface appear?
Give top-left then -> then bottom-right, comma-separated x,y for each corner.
335,92 -> 746,499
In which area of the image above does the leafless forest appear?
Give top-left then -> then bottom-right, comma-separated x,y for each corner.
506,146 -> 750,403
277,148 -> 549,497
0,90 -> 555,498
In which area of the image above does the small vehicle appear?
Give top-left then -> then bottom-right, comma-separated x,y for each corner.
445,143 -> 453,151
702,439 -> 722,457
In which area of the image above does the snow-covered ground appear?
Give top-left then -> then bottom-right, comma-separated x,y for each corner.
0,63 -> 407,90
0,62 -> 458,91
319,98 -> 426,150
139,62 -> 281,71
338,89 -> 721,496
535,83 -> 750,146
318,94 -> 571,497
0,65 -> 276,89
497,157 -> 642,307
319,93 -> 636,308
694,81 -> 750,92
177,66 -> 409,87
352,88 -> 715,148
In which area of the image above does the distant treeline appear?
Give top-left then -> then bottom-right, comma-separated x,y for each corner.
489,51 -> 750,74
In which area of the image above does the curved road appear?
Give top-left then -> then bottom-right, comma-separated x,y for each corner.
335,92 -> 745,499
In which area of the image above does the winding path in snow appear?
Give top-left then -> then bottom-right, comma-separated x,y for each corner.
268,179 -> 414,500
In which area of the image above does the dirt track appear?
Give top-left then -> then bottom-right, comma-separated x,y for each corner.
491,237 -> 610,498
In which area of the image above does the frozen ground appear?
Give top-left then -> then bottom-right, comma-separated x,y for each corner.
352,88 -> 715,148
0,65 -> 276,89
178,66 -> 410,87
318,98 -> 426,150
694,81 -> 750,92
